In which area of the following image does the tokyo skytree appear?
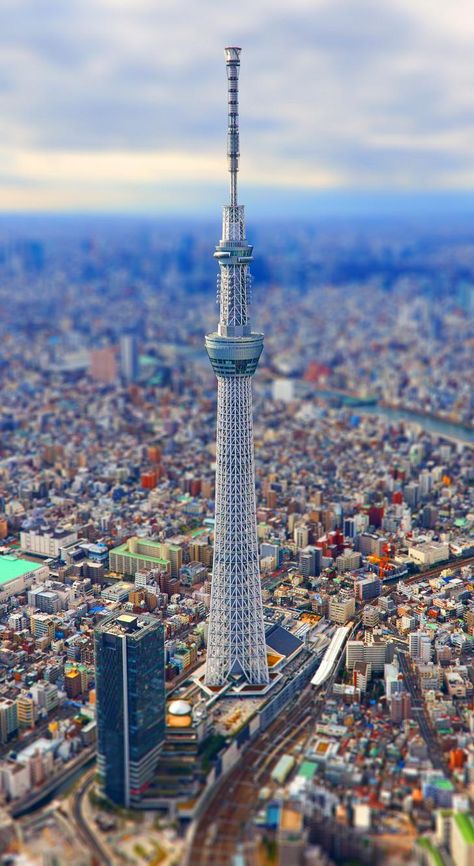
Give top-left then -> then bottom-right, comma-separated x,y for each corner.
204,48 -> 269,687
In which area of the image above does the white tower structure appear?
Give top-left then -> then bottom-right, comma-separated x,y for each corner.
204,48 -> 269,687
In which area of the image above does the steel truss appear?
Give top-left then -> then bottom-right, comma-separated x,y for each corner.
204,47 -> 269,686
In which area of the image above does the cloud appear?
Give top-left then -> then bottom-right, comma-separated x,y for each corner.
0,0 -> 473,210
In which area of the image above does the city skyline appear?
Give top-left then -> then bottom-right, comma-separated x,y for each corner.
1,0 -> 474,212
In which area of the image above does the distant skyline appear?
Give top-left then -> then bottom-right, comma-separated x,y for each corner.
1,0 -> 474,213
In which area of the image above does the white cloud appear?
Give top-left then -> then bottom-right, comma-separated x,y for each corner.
0,0 -> 473,210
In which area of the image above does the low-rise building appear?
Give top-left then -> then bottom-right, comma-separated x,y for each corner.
0,556 -> 48,602
109,537 -> 171,577
408,542 -> 450,567
328,595 -> 355,625
20,525 -> 78,558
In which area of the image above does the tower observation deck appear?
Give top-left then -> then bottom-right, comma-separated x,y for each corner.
204,48 -> 269,687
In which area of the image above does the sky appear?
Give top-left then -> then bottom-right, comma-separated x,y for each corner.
1,0 -> 474,214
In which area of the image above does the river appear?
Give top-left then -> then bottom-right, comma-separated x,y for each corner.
295,383 -> 474,446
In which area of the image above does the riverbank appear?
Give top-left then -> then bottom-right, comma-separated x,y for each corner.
294,382 -> 474,446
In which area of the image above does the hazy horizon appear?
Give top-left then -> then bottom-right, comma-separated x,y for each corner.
1,189 -> 474,222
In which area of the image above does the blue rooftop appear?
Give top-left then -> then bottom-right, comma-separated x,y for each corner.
265,624 -> 303,657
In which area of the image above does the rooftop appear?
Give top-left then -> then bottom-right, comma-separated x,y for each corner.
265,624 -> 303,658
454,813 -> 474,845
97,612 -> 161,639
418,838 -> 445,866
0,555 -> 44,585
298,760 -> 317,780
110,541 -> 168,566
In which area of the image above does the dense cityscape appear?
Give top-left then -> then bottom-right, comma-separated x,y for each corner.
0,199 -> 471,866
0,22 -> 473,865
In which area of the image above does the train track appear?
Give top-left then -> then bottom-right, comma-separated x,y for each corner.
185,556 -> 474,865
186,672 -> 340,866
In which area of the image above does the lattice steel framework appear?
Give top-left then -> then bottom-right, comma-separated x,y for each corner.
204,48 -> 269,686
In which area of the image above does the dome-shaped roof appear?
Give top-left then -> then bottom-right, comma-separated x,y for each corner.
168,699 -> 192,716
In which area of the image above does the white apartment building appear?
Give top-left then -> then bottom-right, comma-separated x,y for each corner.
20,525 -> 78,558
409,630 -> 432,663
346,633 -> 390,673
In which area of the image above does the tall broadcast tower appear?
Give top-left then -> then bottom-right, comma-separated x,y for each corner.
205,48 -> 269,687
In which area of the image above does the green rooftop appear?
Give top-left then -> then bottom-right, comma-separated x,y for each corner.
454,813 -> 474,845
434,779 -> 454,791
418,838 -> 446,866
298,761 -> 317,780
110,543 -> 168,567
139,354 -> 158,366
0,556 -> 44,585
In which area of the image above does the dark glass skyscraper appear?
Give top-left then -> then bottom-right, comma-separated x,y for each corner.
95,612 -> 165,807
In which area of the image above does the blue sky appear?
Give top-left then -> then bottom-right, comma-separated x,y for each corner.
1,0 -> 473,213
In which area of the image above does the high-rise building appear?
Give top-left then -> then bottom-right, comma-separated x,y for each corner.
404,482 -> 419,509
336,550 -> 362,573
30,613 -> 55,643
120,333 -> 139,383
261,542 -> 282,568
89,346 -> 118,383
419,469 -> 433,499
346,634 -> 390,673
64,667 -> 82,699
95,613 -> 165,807
294,525 -> 309,549
409,630 -> 432,664
391,691 -> 411,723
0,699 -> 18,744
205,48 -> 269,687
362,605 -> 380,628
344,517 -> 356,538
299,545 -> 321,578
17,693 -> 35,729
422,505 -> 438,529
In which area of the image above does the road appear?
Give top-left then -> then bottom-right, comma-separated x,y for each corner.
397,650 -> 449,775
71,768 -> 113,866
67,553 -> 473,866
10,748 -> 96,818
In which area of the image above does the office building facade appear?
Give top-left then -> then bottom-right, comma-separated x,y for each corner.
95,613 -> 165,807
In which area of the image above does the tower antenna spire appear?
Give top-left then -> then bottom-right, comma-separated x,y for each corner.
225,46 -> 241,207
204,49 -> 269,688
